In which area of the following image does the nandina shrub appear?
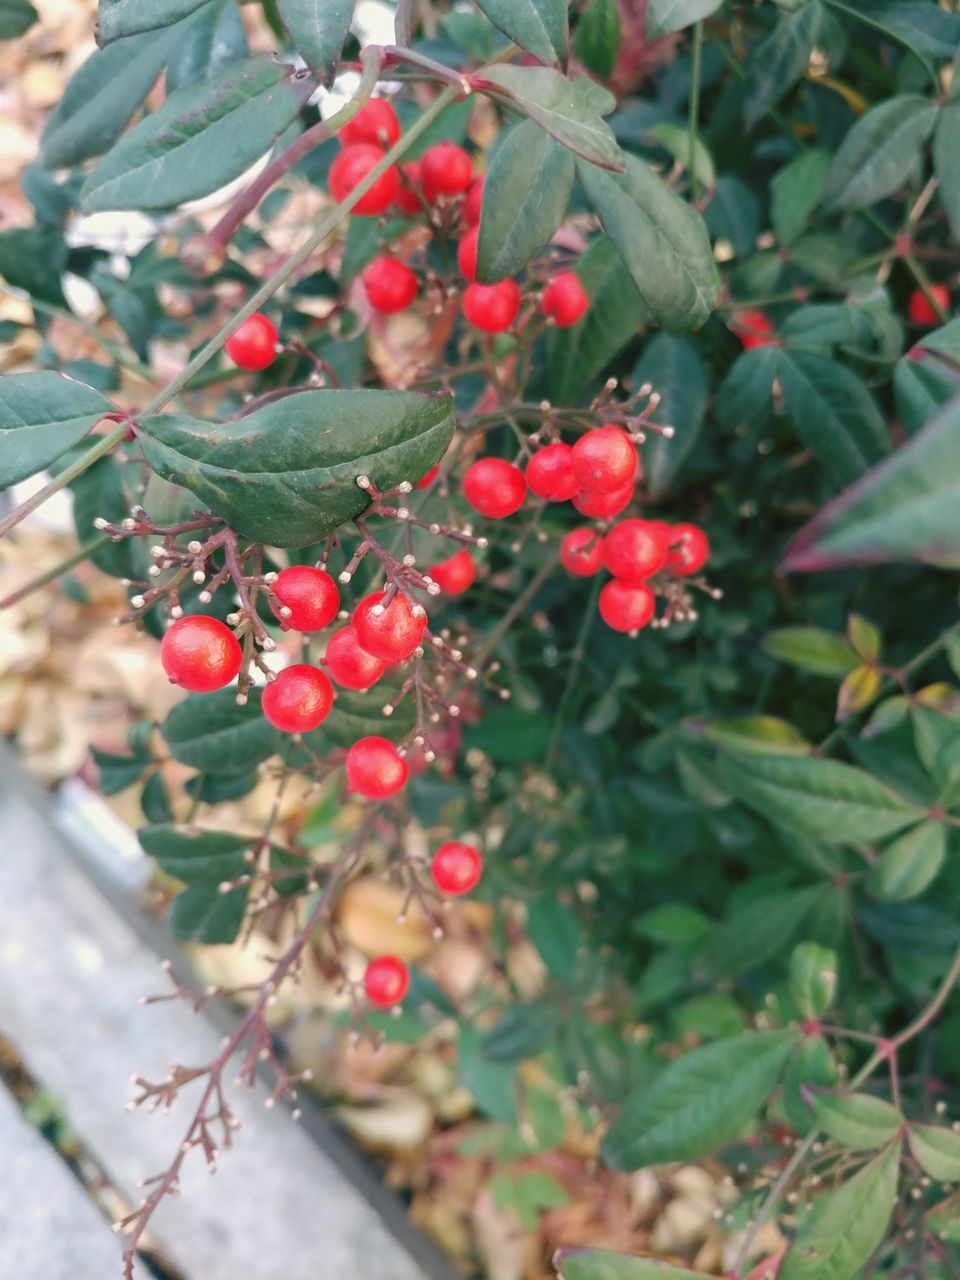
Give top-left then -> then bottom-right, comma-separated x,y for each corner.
4,2 -> 960,1278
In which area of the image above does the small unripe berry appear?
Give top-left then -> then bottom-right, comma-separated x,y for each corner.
463,457 -> 527,519
572,481 -> 634,520
457,226 -> 479,281
262,664 -> 334,733
462,280 -> 521,333
420,141 -> 473,202
730,308 -> 775,350
525,442 -> 579,502
353,591 -> 426,662
160,616 -> 241,692
364,955 -> 409,1006
345,736 -> 409,798
325,625 -> 387,690
224,313 -> 278,371
461,174 -> 485,225
363,256 -> 418,313
541,272 -> 590,328
271,565 -> 339,632
329,144 -> 399,216
908,284 -> 950,327
339,98 -> 400,149
571,426 -> 638,493
560,527 -> 605,577
667,523 -> 711,576
428,548 -> 476,595
602,519 -> 669,583
431,841 -> 483,895
598,580 -> 656,633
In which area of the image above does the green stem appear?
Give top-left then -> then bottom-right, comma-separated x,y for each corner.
0,425 -> 128,540
0,533 -> 111,608
688,21 -> 704,202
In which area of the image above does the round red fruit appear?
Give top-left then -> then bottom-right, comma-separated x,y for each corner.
560,527 -> 605,577
525,442 -> 579,502
602,519 -> 669,583
224,313 -> 278,371
329,144 -> 399,216
571,426 -> 638,493
339,98 -> 400,149
393,162 -> 424,215
462,280 -> 521,333
463,457 -> 526,519
364,955 -> 409,1007
461,174 -> 485,226
431,841 -> 483,895
160,615 -> 241,692
324,625 -> 387,691
541,272 -> 590,328
417,463 -> 440,489
363,256 -> 418,313
262,664 -> 334,733
666,523 -> 710,576
428,548 -> 476,596
572,482 -> 634,520
908,284 -> 949,327
420,141 -> 473,202
345,736 -> 409,798
457,226 -> 479,281
352,591 -> 426,662
730,309 -> 775,351
598,580 -> 656,633
271,565 -> 339,632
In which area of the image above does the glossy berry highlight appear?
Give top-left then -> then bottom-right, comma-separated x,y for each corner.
420,141 -> 473,202
571,426 -> 638,493
271,565 -> 339,632
463,457 -> 526,519
431,841 -> 483,895
525,442 -> 579,502
328,144 -> 399,216
339,98 -> 400,149
364,955 -> 410,1007
541,272 -> 590,328
598,580 -> 656,634
352,591 -> 427,663
363,256 -> 418,313
224,313 -> 278,371
160,616 -> 242,692
602,520 -> 669,583
462,281 -> 521,333
262,665 -> 334,734
324,625 -> 387,691
345,736 -> 409,799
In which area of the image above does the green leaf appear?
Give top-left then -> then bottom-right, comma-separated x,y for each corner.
557,1251 -> 710,1280
473,0 -> 568,64
761,628 -> 860,676
720,753 -> 924,844
646,0 -> 723,40
789,942 -> 839,1019
807,1090 -> 903,1149
577,155 -> 721,331
832,1 -> 960,61
934,100 -> 960,244
480,1004 -> 562,1062
782,1035 -> 838,1135
168,882 -> 248,943
908,1124 -> 960,1182
319,689 -> 413,749
0,372 -> 113,490
744,2 -> 825,132
782,396 -> 960,572
490,1169 -> 570,1230
631,335 -> 708,495
697,888 -> 823,978
603,1031 -> 796,1170
166,0 -> 249,92
713,346 -> 779,431
702,715 -> 812,755
0,226 -> 66,306
868,821 -> 947,902
573,0 -> 620,78
0,0 -> 37,37
780,1143 -> 899,1280
479,67 -> 622,170
771,148 -> 832,244
139,824 -> 256,882
99,0 -> 212,42
527,899 -> 582,983
136,389 -> 455,548
644,122 -> 715,191
476,119 -> 574,284
80,55 -> 308,213
277,0 -> 354,85
91,748 -> 149,795
824,95 -> 939,213
160,688 -> 282,775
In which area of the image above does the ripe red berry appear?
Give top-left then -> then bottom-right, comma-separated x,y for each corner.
571,426 -> 638,493
908,284 -> 950,327
417,463 -> 440,489
602,519 -> 669,583
598,580 -> 656,633
420,141 -> 473,202
571,481 -> 634,520
560,527 -> 605,577
525,442 -> 579,502
461,174 -> 485,226
160,615 -> 241,692
329,144 -> 399,216
339,98 -> 400,149
462,281 -> 521,333
262,664 -> 334,733
463,457 -> 527,518
271,565 -> 339,632
393,161 -> 424,215
431,841 -> 483,895
457,226 -> 479,281
667,523 -> 711,576
363,256 -> 418,313
324,625 -> 387,691
730,308 -> 775,351
364,955 -> 409,1007
353,591 -> 426,662
345,736 -> 409,798
224,313 -> 278,371
428,548 -> 476,596
541,272 -> 590,328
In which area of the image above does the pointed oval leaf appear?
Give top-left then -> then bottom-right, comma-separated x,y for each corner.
771,148 -> 832,245
139,824 -> 257,882
168,882 -> 248,943
908,1124 -> 960,1182
573,0 -> 621,78
696,888 -> 822,979
166,0 -> 249,92
80,55 -> 308,213
701,715 -> 812,755
577,155 -> 720,332
825,95 -> 939,212
473,0 -> 568,64
160,688 -> 283,775
277,0 -> 354,85
789,943 -> 839,1019
477,119 -> 574,283
807,1090 -> 903,1150
761,627 -> 860,676
0,372 -> 113,490
631,335 -> 708,494
557,1251 -> 710,1280
99,0 -> 212,42
602,1030 -> 796,1170
935,101 -> 960,244
137,389 -> 454,548
868,821 -> 946,902
479,67 -> 622,170
743,3 -> 825,132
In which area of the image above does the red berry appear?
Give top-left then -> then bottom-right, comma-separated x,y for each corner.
224,313 -> 278,371
160,615 -> 241,692
461,174 -> 485,226
420,141 -> 473,202
525,442 -> 579,502
598,580 -> 656,633
393,161 -> 424,215
463,457 -> 526,519
417,463 -> 440,489
571,426 -> 638,493
431,841 -> 483,895
457,226 -> 479,281
571,481 -> 634,520
908,284 -> 950,327
339,98 -> 400,149
560,527 -> 605,577
364,955 -> 409,1007
429,548 -> 476,596
345,736 -> 409,798
262,664 -> 334,733
602,519 -> 669,583
353,591 -> 426,662
667,523 -> 711,576
462,280 -> 521,333
329,144 -> 399,216
730,308 -> 775,351
324,625 -> 387,691
541,272 -> 590,328
363,256 -> 418,313
271,565 -> 339,632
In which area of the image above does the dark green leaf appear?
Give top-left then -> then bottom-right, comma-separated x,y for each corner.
140,771 -> 173,824
160,688 -> 282,775
761,627 -> 860,676
473,0 -> 568,64
630,335 -> 708,494
98,0 -> 212,42
807,1090 -> 903,1149
319,689 -> 413,749
480,1005 -> 562,1062
789,942 -> 839,1019
480,67 -> 622,170
166,0 -> 249,91
0,0 -> 37,38
782,1035 -> 838,1135
277,0 -> 353,85
771,148 -> 832,244
646,0 -> 723,40
139,824 -> 255,882
714,346 -> 779,431
0,226 -> 66,306
644,121 -> 715,190
0,372 -> 112,490
833,0 -> 960,60
557,1251 -> 709,1280
934,100 -> 960,243
824,95 -> 939,213
573,0 -> 621,78
91,748 -> 149,794
697,888 -> 822,978
744,3 -> 825,132
908,1124 -> 960,1182
186,770 -> 259,803
868,821 -> 946,902
168,882 -> 248,943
